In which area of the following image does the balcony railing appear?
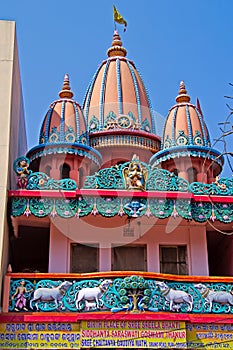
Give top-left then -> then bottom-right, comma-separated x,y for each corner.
3,271 -> 233,319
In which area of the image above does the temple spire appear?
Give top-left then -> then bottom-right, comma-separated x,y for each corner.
107,30 -> 127,57
59,74 -> 74,99
176,81 -> 190,103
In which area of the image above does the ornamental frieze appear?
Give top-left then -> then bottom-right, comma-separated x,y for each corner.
9,275 -> 233,314
11,197 -> 233,223
13,155 -> 231,195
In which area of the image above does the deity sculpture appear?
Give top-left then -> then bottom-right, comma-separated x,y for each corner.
123,155 -> 148,191
11,280 -> 33,311
14,157 -> 31,189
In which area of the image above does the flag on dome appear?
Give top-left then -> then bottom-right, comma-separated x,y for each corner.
113,5 -> 127,32
196,97 -> 203,117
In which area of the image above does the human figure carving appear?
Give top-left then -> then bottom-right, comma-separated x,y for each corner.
11,280 -> 33,311
15,158 -> 31,189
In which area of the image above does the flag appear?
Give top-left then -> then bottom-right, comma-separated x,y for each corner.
196,98 -> 203,117
113,5 -> 127,32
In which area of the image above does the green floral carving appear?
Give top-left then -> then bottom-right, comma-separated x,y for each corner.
10,195 -> 233,223
149,199 -> 173,218
96,197 -> 121,217
163,135 -> 172,149
30,198 -> 54,217
147,168 -> 189,191
55,199 -> 78,218
12,197 -> 27,217
84,161 -> 189,192
214,203 -> 233,223
189,178 -> 233,196
27,172 -> 77,191
83,175 -> 97,189
191,202 -> 212,222
96,166 -> 125,189
176,200 -> 192,220
77,197 -> 94,217
64,126 -> 76,143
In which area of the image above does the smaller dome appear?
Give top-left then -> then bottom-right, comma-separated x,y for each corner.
27,74 -> 102,169
162,81 -> 211,150
39,74 -> 88,145
150,81 -> 224,176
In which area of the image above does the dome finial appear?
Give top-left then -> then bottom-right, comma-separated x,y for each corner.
176,80 -> 190,103
59,74 -> 74,99
107,30 -> 127,57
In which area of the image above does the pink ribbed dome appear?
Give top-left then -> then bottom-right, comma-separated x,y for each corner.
39,74 -> 88,145
83,31 -> 156,135
162,81 -> 211,149
27,74 -> 102,170
150,81 -> 223,180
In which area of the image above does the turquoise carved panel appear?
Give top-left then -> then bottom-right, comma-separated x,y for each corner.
11,196 -> 233,223
9,276 -> 233,315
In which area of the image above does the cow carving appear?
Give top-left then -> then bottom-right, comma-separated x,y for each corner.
30,281 -> 72,310
75,279 -> 112,310
156,281 -> 193,312
194,283 -> 233,312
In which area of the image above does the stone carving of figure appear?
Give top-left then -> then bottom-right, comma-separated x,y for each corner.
11,280 -> 33,311
14,157 -> 31,189
123,155 -> 148,191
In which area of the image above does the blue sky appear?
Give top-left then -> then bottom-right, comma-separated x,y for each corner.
2,0 -> 233,176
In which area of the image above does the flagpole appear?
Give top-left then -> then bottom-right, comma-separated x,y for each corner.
113,4 -> 116,31
113,5 -> 127,32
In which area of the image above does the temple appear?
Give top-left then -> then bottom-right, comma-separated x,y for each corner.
1,19 -> 233,350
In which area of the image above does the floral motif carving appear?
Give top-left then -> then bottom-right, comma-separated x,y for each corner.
9,276 -> 233,314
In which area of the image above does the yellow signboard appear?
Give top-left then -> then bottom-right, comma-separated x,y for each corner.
1,320 -> 232,349
186,323 -> 233,349
0,323 -> 81,349
81,320 -> 187,348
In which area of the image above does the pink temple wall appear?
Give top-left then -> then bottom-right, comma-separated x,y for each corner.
48,217 -> 209,276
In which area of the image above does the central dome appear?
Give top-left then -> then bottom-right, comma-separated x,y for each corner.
82,31 -> 160,166
83,31 -> 156,135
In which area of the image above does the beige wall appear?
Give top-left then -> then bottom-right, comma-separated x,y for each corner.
0,20 -> 27,308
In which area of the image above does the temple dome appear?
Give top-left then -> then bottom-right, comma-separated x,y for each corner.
83,31 -> 156,135
150,81 -> 223,181
161,81 -> 211,150
27,75 -> 102,169
39,74 -> 88,146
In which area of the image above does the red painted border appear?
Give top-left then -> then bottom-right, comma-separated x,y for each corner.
6,272 -> 233,283
4,273 -> 233,324
0,312 -> 233,324
8,190 -> 76,198
8,189 -> 233,203
89,129 -> 161,142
